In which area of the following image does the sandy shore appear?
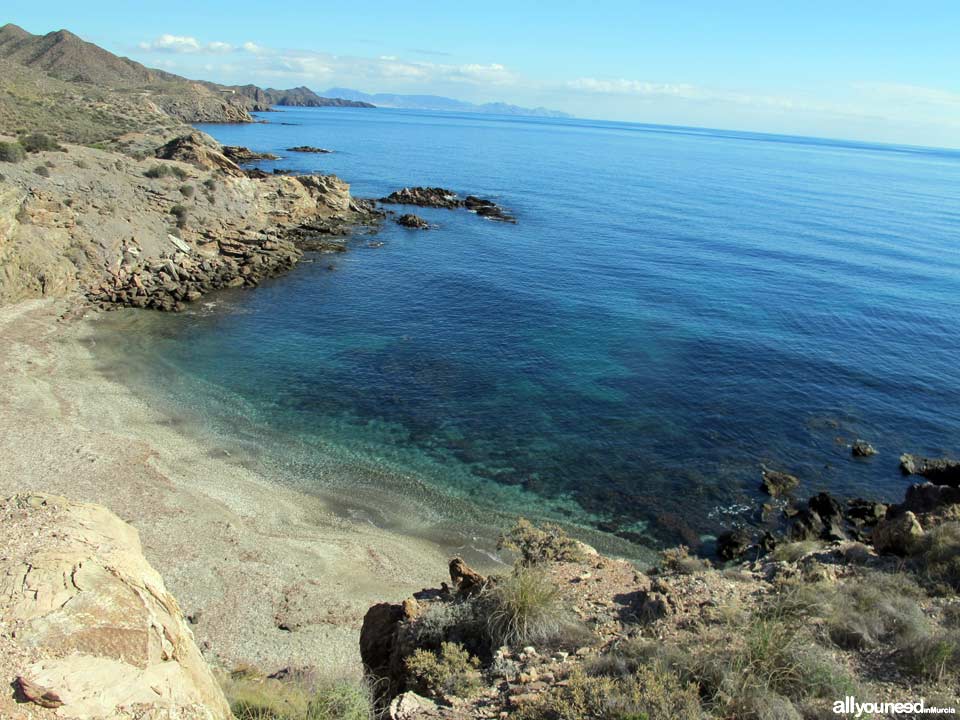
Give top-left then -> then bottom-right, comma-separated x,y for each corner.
0,298 -> 449,676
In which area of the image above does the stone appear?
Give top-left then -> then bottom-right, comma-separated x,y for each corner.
389,691 -> 437,720
0,493 -> 231,719
761,468 -> 800,496
380,186 -> 462,209
396,213 -> 430,229
465,195 -> 517,223
287,146 -> 333,154
872,511 -> 924,555
449,557 -> 487,597
716,527 -> 751,560
851,440 -> 877,457
901,482 -> 960,514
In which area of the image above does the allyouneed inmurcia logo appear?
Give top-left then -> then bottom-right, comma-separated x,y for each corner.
833,696 -> 957,717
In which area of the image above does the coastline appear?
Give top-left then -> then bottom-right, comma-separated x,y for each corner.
0,297 -> 449,674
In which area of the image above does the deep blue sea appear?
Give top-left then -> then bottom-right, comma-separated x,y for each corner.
93,108 -> 960,559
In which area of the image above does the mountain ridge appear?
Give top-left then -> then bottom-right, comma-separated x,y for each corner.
323,86 -> 571,118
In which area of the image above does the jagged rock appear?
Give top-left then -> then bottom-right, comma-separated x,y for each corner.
154,132 -> 244,176
396,213 -> 430,229
872,511 -> 924,555
901,482 -> 960,515
360,602 -> 406,702
380,187 -> 462,209
449,557 -> 487,597
716,527 -> 751,560
222,145 -> 279,163
761,468 -> 799,496
899,453 -> 960,486
0,493 -> 231,719
851,440 -> 877,457
808,492 -> 847,540
845,498 -> 887,531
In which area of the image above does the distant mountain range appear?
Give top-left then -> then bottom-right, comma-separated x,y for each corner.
323,88 -> 571,118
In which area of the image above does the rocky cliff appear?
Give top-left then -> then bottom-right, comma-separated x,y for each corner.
0,493 -> 232,719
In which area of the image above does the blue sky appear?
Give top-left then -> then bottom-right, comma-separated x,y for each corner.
7,1 -> 960,147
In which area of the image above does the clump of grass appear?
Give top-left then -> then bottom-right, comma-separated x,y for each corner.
20,132 -> 63,153
498,518 -> 585,566
33,165 -> 51,177
660,545 -> 712,574
180,183 -> 195,197
483,568 -> 571,649
405,642 -> 482,699
771,540 -> 823,563
910,521 -> 960,593
516,665 -> 702,720
0,140 -> 25,163
144,163 -> 189,180
897,631 -> 960,683
219,665 -> 373,720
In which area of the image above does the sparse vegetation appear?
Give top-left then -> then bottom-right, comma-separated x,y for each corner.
405,642 -> 482,698
219,666 -> 373,720
0,140 -> 25,163
180,183 -> 195,197
145,163 -> 189,180
170,204 -> 188,229
660,545 -> 712,574
516,665 -> 703,720
910,520 -> 960,592
771,540 -> 823,563
33,165 -> 51,177
498,518 -> 585,566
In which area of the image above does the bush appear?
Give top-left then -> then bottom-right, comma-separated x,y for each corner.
405,642 -> 481,698
516,665 -> 702,720
20,133 -> 63,153
910,521 -> 960,592
180,183 -> 195,197
660,545 -> 712,574
170,204 -> 188,229
0,141 -> 25,163
145,164 -> 172,179
770,540 -> 823,563
33,165 -> 51,178
897,631 -> 960,683
411,598 -> 485,654
498,518 -> 585,566
203,177 -> 217,191
483,568 -> 571,649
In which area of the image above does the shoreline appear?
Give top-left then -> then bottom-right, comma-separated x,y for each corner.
0,297 -> 450,674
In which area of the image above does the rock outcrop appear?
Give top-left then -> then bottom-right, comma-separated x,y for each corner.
287,146 -> 332,154
899,453 -> 960,486
0,493 -> 231,719
155,132 -> 244,176
380,187 -> 517,223
396,213 -> 430,229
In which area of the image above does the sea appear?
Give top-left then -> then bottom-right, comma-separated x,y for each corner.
92,107 -> 960,561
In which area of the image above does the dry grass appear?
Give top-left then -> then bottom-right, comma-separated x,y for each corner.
483,568 -> 575,649
218,666 -> 373,720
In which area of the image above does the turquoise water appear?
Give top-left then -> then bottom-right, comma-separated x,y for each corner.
94,108 -> 960,556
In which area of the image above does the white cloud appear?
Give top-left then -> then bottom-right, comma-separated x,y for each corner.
568,78 -> 699,98
139,34 -> 234,54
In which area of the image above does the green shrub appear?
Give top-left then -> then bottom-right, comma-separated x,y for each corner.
498,518 -> 585,566
180,183 -> 195,197
0,141 -> 25,163
33,165 -> 51,178
411,598 -> 485,653
405,642 -> 481,698
145,164 -> 172,179
483,568 -> 573,649
516,665 -> 702,720
20,133 -> 63,153
203,177 -> 217,191
304,683 -> 373,720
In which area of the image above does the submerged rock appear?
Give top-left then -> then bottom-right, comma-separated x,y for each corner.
465,195 -> 517,223
761,467 -> 800,496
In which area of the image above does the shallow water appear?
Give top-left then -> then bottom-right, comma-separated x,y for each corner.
93,108 -> 960,555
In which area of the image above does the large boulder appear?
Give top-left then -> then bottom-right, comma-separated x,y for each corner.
0,493 -> 231,719
155,132 -> 244,176
872,510 -> 924,555
899,454 -> 960,487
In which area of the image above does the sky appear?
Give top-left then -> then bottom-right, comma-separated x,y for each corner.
6,1 -> 960,147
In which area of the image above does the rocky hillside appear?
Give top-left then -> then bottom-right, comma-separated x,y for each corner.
1,493 -> 232,719
0,130 -> 380,308
356,476 -> 960,719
